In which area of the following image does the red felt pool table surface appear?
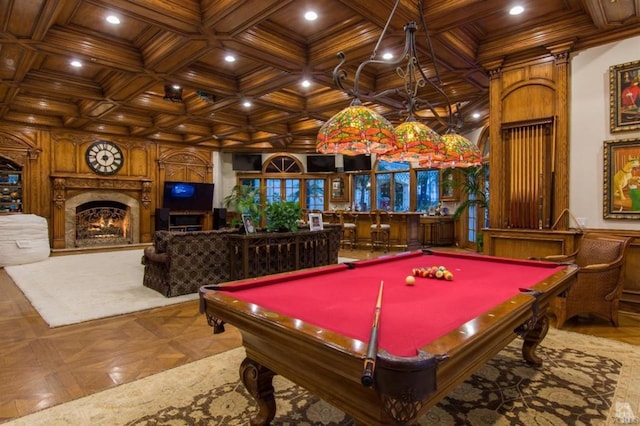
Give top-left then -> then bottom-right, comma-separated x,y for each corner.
216,250 -> 566,356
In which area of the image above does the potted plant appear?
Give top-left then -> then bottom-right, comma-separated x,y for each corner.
453,165 -> 489,251
223,184 -> 262,227
265,200 -> 302,232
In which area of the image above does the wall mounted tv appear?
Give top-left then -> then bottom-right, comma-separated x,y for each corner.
232,153 -> 262,171
306,155 -> 336,172
343,154 -> 372,171
162,181 -> 214,211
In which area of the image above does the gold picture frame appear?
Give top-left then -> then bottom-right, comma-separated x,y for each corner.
603,138 -> 640,219
609,60 -> 640,133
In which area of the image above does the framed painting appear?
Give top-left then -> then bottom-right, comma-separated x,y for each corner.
309,213 -> 323,231
603,138 -> 640,219
609,60 -> 640,133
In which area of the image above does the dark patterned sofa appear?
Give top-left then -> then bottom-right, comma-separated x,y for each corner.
142,229 -> 237,297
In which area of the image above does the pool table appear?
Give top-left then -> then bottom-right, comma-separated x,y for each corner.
199,250 -> 577,425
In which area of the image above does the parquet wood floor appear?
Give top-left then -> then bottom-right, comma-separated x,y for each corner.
0,248 -> 638,423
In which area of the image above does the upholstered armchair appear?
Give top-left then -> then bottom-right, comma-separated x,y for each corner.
542,233 -> 632,327
143,229 -> 236,297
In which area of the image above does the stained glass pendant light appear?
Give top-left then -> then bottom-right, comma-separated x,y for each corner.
426,132 -> 482,168
316,0 -> 478,164
316,102 -> 397,156
380,120 -> 445,163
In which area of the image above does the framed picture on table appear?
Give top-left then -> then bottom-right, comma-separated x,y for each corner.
309,213 -> 323,231
242,214 -> 257,234
610,60 -> 640,133
603,138 -> 640,219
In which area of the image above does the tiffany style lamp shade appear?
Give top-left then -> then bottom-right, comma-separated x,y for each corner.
380,121 -> 445,164
424,132 -> 482,168
316,105 -> 396,156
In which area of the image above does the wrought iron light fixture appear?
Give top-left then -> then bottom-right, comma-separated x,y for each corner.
316,0 -> 481,168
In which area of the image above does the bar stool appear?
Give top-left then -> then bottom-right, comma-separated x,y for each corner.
370,210 -> 391,252
338,210 -> 357,249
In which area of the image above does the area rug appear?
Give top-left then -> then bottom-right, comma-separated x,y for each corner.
5,328 -> 639,425
4,249 -> 197,327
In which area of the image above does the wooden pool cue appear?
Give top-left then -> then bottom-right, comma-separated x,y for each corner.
361,280 -> 384,387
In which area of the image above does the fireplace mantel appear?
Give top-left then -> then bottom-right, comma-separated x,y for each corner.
50,174 -> 153,249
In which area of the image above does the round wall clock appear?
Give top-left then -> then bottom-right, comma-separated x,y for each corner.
85,141 -> 124,175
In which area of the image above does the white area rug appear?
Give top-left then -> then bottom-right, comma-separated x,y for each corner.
4,249 -> 197,328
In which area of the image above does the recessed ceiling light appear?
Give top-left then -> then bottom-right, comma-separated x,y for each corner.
304,11 -> 318,21
302,80 -> 311,88
509,5 -> 524,15
106,15 -> 120,25
472,112 -> 481,119
70,60 -> 83,68
382,52 -> 393,60
243,100 -> 252,108
224,55 -> 236,63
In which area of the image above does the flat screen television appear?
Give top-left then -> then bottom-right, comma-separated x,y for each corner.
232,153 -> 262,171
162,181 -> 214,211
343,154 -> 372,171
306,155 -> 336,172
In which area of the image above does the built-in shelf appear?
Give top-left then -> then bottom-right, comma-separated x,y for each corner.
0,160 -> 23,214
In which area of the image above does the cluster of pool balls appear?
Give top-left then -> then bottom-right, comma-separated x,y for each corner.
405,266 -> 454,285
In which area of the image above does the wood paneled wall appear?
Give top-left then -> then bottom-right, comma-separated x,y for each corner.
0,124 -> 215,246
484,228 -> 640,314
485,46 -> 571,230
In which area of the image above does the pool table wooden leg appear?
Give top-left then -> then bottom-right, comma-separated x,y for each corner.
520,312 -> 550,366
240,357 -> 276,426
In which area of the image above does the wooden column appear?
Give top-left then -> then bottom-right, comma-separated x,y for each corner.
548,43 -> 572,229
486,60 -> 504,229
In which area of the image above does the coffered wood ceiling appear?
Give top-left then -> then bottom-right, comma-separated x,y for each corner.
1,0 -> 639,153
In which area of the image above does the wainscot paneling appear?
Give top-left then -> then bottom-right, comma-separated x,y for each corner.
483,228 -> 640,314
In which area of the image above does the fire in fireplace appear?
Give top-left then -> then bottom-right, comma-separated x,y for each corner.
75,200 -> 132,247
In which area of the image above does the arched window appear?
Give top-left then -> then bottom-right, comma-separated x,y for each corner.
263,155 -> 303,203
264,155 -> 302,173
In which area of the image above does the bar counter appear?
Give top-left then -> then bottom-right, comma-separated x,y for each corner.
322,211 -> 421,250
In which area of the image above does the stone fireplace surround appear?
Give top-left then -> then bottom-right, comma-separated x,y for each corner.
65,191 -> 139,248
51,174 -> 152,249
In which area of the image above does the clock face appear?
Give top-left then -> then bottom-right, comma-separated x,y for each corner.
86,141 -> 124,175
